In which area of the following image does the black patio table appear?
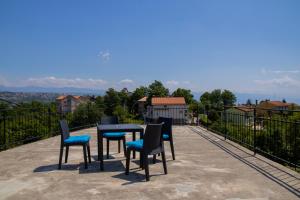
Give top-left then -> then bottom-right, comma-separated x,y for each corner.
97,124 -> 144,170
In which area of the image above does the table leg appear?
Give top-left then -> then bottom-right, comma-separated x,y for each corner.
132,131 -> 136,159
98,130 -> 104,171
97,130 -> 100,161
139,130 -> 144,164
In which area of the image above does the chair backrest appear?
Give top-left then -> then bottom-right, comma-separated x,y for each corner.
143,123 -> 163,153
59,120 -> 70,141
145,117 -> 158,124
100,116 -> 119,124
158,117 -> 173,136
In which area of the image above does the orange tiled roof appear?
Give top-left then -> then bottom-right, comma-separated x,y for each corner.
152,97 -> 186,105
235,106 -> 254,112
56,95 -> 66,100
138,97 -> 147,102
268,101 -> 291,107
56,95 -> 82,100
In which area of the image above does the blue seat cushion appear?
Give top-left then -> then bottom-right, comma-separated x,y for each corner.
163,133 -> 170,140
64,135 -> 90,144
126,139 -> 143,150
103,132 -> 126,138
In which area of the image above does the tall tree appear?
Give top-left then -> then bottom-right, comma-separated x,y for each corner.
210,89 -> 223,109
246,99 -> 252,106
200,91 -> 211,111
128,86 -> 148,113
104,88 -> 121,115
200,89 -> 236,111
147,80 -> 169,103
119,88 -> 130,110
221,90 -> 236,106
172,88 -> 194,104
95,96 -> 105,114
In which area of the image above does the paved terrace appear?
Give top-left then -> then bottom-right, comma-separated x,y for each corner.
0,126 -> 299,200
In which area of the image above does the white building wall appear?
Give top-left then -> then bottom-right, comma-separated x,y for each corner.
146,105 -> 188,124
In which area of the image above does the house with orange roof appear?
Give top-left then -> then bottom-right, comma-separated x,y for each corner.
137,96 -> 147,115
146,97 -> 188,124
258,100 -> 291,111
56,95 -> 89,113
225,106 -> 254,126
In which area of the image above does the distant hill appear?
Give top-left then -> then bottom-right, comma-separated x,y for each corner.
1,85 -> 299,105
0,91 -> 60,103
192,91 -> 300,105
0,86 -> 105,96
0,86 -> 106,104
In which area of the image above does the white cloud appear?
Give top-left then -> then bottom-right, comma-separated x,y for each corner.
254,75 -> 300,87
0,76 -> 9,86
23,76 -> 107,89
119,79 -> 134,84
272,70 -> 300,74
182,81 -> 191,85
261,68 -> 300,75
97,50 -> 111,62
166,80 -> 179,86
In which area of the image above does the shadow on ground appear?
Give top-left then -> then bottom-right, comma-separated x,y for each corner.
189,126 -> 300,198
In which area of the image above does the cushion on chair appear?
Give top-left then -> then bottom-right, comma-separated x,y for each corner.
103,132 -> 126,138
163,133 -> 170,140
126,139 -> 143,149
64,135 -> 90,144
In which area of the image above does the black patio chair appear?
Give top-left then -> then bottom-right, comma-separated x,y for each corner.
98,116 -> 127,159
158,117 -> 175,160
58,120 -> 91,169
125,123 -> 167,181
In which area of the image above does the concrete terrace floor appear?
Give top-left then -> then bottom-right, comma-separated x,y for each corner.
0,126 -> 299,200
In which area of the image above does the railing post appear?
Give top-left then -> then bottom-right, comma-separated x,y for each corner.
206,110 -> 209,130
3,112 -> 6,150
196,103 -> 199,126
224,107 -> 227,140
253,100 -> 257,155
48,107 -> 51,136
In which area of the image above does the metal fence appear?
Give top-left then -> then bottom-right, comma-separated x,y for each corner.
1,103 -> 299,171
201,107 -> 300,170
0,106 -> 192,150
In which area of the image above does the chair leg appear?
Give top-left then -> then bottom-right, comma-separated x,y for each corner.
170,139 -> 175,160
106,139 -> 109,159
161,151 -> 168,174
144,154 -> 150,181
125,149 -> 131,175
118,140 -> 121,153
58,145 -> 64,169
87,143 -> 91,163
153,155 -> 156,164
122,137 -> 126,157
65,146 -> 69,163
140,152 -> 144,169
83,145 -> 88,169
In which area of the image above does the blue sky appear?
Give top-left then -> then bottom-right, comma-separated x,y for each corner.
0,0 -> 300,98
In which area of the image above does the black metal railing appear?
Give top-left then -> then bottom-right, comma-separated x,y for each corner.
201,106 -> 300,170
0,105 -> 192,151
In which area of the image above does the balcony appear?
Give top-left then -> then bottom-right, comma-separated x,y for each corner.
0,125 -> 299,199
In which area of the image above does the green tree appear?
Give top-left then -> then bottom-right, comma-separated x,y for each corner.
172,88 -> 194,104
200,91 -> 211,112
128,86 -> 148,113
104,88 -> 121,115
113,105 -> 129,122
147,80 -> 169,104
246,99 -> 252,106
221,90 -> 236,106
